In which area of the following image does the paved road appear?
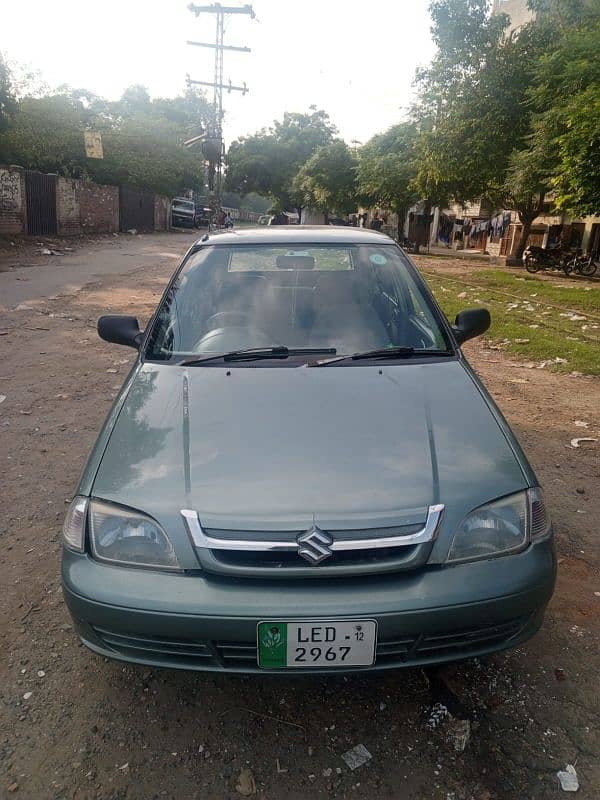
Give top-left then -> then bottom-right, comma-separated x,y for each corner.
0,231 -> 199,310
0,233 -> 598,799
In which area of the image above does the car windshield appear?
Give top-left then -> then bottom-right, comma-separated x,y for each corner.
145,244 -> 451,362
172,200 -> 194,210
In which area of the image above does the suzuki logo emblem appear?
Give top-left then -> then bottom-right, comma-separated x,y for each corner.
297,525 -> 333,565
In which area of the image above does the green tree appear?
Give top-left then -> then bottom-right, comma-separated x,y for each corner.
357,122 -> 420,239
0,93 -> 88,175
414,0 -> 556,257
221,190 -> 270,213
225,107 -> 336,214
119,84 -> 152,116
0,84 -> 211,196
0,53 -> 16,133
527,3 -> 600,216
292,140 -> 358,220
415,0 -> 600,257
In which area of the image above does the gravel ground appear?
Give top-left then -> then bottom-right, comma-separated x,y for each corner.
0,236 -> 598,799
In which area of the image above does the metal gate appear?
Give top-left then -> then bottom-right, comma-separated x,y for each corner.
25,171 -> 57,236
119,186 -> 155,233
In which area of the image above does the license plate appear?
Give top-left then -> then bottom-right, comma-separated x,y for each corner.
257,619 -> 377,668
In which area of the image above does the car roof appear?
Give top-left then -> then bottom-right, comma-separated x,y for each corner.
193,225 -> 395,246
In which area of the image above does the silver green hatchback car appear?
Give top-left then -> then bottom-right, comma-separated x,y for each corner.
61,226 -> 555,673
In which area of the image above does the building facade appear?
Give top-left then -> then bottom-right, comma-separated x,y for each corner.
492,0 -> 536,32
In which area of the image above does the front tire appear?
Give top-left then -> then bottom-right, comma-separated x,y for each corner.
579,260 -> 597,277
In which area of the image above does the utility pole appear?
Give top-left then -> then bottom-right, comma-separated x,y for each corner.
186,3 -> 254,213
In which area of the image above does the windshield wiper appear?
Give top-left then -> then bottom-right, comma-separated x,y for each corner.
308,346 -> 452,367
181,347 -> 336,366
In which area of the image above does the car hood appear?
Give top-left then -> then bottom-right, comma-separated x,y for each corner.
92,361 -> 528,545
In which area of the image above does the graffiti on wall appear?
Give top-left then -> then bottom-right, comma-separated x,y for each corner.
0,168 -> 22,212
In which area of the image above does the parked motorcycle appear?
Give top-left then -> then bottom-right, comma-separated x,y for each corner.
398,235 -> 419,253
522,245 -> 567,274
563,252 -> 598,277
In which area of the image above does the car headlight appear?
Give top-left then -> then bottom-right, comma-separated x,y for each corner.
447,489 -> 551,563
88,500 -> 181,570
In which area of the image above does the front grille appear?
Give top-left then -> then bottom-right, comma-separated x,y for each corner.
376,618 -> 526,665
182,507 -> 445,579
211,544 -> 420,570
91,616 -> 528,671
198,522 -> 431,578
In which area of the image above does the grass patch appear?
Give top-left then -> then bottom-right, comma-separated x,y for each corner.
474,269 -> 600,314
420,268 -> 600,375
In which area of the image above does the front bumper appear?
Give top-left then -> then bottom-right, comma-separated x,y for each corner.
62,540 -> 556,673
171,215 -> 195,228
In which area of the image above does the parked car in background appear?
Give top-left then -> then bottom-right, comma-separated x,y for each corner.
62,226 -> 555,674
171,199 -> 211,229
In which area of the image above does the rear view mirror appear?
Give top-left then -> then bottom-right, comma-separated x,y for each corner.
98,315 -> 143,349
453,308 -> 491,344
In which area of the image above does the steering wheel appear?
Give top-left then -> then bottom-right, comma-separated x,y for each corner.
204,310 -> 256,330
193,326 -> 275,353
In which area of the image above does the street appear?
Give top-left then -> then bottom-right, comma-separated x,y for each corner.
0,232 -> 598,800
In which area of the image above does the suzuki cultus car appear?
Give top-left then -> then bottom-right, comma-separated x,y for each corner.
62,227 -> 555,672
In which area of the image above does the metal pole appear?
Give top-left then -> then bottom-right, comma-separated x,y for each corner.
186,3 -> 253,216
214,9 -> 224,209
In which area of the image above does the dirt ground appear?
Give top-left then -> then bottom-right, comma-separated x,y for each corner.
0,235 -> 598,800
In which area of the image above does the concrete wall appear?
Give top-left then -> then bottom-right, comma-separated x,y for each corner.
300,208 -> 326,225
154,195 -> 170,231
0,166 -> 26,235
56,177 -> 81,236
79,182 -> 119,233
1,165 -> 277,238
582,217 -> 600,254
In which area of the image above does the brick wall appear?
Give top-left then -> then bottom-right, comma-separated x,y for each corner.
56,177 -> 81,236
79,182 -> 119,233
0,166 -> 26,235
154,195 -> 170,231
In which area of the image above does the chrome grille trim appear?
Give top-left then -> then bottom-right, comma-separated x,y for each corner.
181,504 -> 444,553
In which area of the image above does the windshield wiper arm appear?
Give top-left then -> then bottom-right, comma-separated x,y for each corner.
181,347 -> 336,366
308,346 -> 452,367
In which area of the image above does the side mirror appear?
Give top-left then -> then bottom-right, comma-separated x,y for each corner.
452,308 -> 491,345
98,315 -> 143,349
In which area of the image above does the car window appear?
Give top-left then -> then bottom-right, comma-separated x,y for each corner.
172,200 -> 193,210
145,244 -> 450,362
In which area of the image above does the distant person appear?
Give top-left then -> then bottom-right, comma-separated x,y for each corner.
224,211 -> 233,229
370,212 -> 384,232
217,209 -> 226,228
350,214 -> 358,227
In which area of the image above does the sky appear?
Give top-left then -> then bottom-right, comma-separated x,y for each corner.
2,0 -> 436,146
